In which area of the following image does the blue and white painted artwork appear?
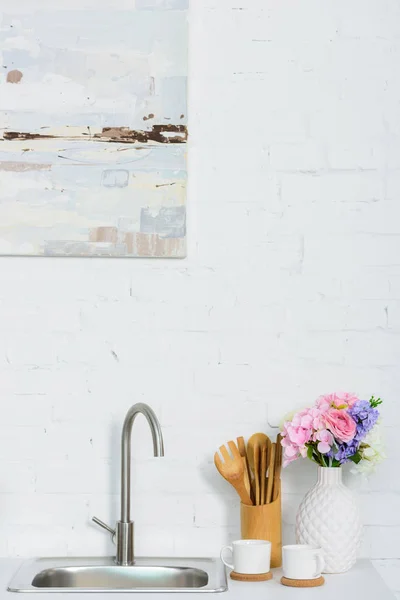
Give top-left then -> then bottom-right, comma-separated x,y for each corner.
0,0 -> 188,257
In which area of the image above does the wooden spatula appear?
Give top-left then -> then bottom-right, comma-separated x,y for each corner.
266,442 -> 276,504
237,437 -> 253,504
253,442 -> 261,505
214,441 -> 253,505
273,433 -> 283,501
247,433 -> 271,504
260,443 -> 267,505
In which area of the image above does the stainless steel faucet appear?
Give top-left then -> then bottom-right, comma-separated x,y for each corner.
93,403 -> 164,566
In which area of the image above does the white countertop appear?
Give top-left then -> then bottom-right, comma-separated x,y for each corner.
0,559 -> 395,600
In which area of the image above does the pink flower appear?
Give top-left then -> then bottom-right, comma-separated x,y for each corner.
316,392 -> 359,411
281,414 -> 314,467
334,392 -> 359,408
293,407 -> 325,429
299,414 -> 313,428
324,408 -> 357,443
315,395 -> 331,413
285,424 -> 312,446
281,437 -> 300,467
308,407 -> 325,430
315,429 -> 334,454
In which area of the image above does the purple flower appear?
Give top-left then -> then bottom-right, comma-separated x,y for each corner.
334,440 -> 360,464
348,400 -> 379,442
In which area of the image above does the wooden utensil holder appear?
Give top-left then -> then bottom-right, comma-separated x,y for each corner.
240,486 -> 282,568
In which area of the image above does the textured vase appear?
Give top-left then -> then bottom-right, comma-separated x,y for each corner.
296,466 -> 362,573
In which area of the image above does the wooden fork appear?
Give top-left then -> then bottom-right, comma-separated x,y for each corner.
214,441 -> 253,505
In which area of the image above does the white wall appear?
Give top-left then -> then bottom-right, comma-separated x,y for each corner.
0,0 -> 399,596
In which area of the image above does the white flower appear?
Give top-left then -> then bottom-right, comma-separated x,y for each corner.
351,419 -> 387,476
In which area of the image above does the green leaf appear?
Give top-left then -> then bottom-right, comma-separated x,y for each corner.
370,395 -> 383,408
349,451 -> 362,465
306,444 -> 324,466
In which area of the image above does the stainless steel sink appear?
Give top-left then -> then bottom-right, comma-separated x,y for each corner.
8,557 -> 227,593
7,405 -> 228,594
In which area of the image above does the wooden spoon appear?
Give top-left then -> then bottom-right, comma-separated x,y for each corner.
237,437 -> 253,504
214,441 -> 252,505
266,442 -> 276,504
247,433 -> 270,472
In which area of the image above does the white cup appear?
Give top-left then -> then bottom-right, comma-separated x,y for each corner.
220,539 -> 272,575
282,544 -> 325,580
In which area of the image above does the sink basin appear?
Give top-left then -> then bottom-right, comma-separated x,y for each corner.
8,557 -> 227,593
31,566 -> 208,590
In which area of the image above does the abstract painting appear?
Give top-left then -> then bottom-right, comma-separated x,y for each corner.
0,0 -> 188,257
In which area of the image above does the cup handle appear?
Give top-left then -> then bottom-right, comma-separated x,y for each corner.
314,551 -> 325,577
220,546 -> 234,570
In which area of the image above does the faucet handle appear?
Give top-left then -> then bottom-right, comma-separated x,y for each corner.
92,516 -> 116,543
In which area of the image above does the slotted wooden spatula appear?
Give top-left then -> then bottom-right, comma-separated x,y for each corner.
214,441 -> 253,505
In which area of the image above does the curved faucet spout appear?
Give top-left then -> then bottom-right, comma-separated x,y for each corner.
121,402 -> 164,522
117,402 -> 164,565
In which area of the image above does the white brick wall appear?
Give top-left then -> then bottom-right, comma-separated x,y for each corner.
0,0 -> 399,595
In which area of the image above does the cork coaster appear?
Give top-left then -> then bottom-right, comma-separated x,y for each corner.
280,576 -> 325,588
230,571 -> 273,582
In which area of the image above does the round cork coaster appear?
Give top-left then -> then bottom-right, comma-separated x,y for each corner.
230,571 -> 273,582
280,576 -> 325,588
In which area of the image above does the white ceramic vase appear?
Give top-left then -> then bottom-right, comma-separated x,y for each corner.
296,466 -> 362,573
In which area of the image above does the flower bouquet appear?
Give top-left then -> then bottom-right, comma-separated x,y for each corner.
281,392 -> 385,472
280,392 -> 385,574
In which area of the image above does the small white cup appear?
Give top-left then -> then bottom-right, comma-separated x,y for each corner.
220,539 -> 272,575
282,544 -> 325,580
